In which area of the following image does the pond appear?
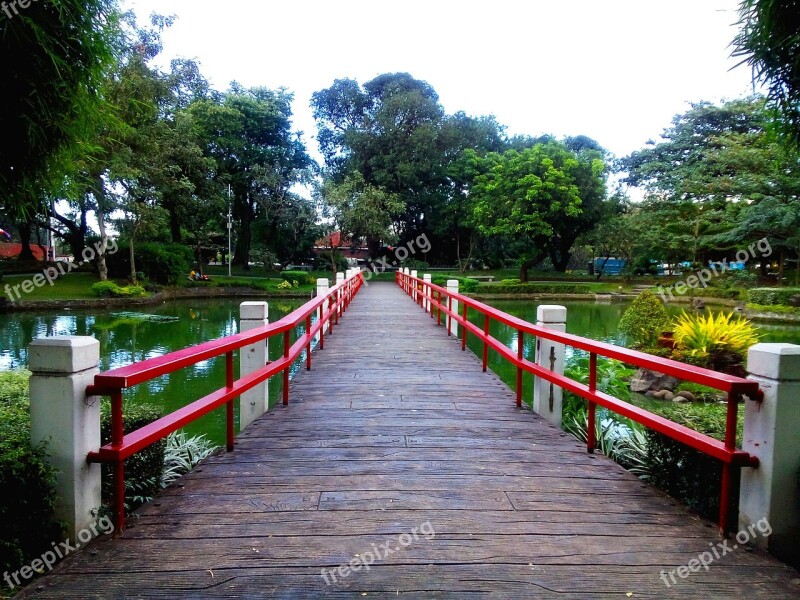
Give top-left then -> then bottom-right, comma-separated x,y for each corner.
2,297 -> 799,444
0,297 -> 309,445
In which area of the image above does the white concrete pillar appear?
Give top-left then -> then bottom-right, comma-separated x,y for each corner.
411,270 -> 418,301
423,274 -> 432,312
403,268 -> 410,293
741,343 -> 800,562
317,278 -> 330,334
29,336 -> 101,539
336,272 -> 344,315
533,306 -> 567,427
446,280 -> 459,337
239,302 -> 269,430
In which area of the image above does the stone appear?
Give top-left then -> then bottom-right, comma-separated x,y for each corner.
674,390 -> 695,402
629,368 -> 679,393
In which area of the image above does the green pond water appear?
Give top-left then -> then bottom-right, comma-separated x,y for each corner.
0,298 -> 309,444
2,296 -> 799,444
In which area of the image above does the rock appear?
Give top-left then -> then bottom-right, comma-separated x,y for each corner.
630,369 -> 679,393
674,390 -> 696,402
673,394 -> 690,403
649,389 -> 674,400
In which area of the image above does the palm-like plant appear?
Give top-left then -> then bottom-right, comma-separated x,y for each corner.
673,311 -> 758,368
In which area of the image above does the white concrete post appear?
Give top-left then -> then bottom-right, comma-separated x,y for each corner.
336,272 -> 344,316
741,343 -> 800,561
423,274 -> 432,312
28,337 -> 101,539
533,306 -> 567,427
446,280 -> 459,337
403,268 -> 410,294
317,278 -> 330,335
239,302 -> 269,431
411,270 -> 418,302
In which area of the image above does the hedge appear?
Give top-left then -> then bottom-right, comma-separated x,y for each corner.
430,275 -> 479,293
280,271 -> 315,286
476,283 -> 592,295
748,287 -> 800,306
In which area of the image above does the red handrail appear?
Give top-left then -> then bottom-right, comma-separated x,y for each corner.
86,272 -> 365,530
397,272 -> 761,535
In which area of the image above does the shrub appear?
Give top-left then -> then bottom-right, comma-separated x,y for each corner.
399,258 -> 429,270
431,275 -> 480,294
280,270 -> 314,286
618,290 -> 672,349
100,402 -> 165,513
500,278 -> 522,285
716,270 -> 758,290
477,283 -> 591,295
0,371 -> 62,581
748,287 -> 800,306
91,281 -> 147,298
672,310 -> 760,370
106,243 -> 193,285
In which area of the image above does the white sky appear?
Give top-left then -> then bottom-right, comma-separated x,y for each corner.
124,0 -> 757,160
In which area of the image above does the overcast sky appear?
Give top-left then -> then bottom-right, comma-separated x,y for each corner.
124,0 -> 757,160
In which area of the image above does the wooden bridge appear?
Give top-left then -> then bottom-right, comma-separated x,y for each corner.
18,281 -> 800,598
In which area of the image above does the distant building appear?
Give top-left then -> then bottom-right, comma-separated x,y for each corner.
0,243 -> 49,261
314,232 -> 369,260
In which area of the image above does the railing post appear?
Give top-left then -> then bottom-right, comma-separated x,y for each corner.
28,337 -> 101,540
446,280 -> 459,337
317,278 -> 330,335
423,274 -> 432,314
239,302 -> 268,431
411,270 -> 418,302
336,272 -> 344,317
533,305 -> 567,427
741,343 -> 800,562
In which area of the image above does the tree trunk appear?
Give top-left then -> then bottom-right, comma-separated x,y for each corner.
519,253 -> 545,283
94,176 -> 110,281
169,209 -> 182,243
129,239 -> 137,285
17,219 -> 34,260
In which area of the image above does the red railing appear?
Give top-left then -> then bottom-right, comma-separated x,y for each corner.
86,272 -> 365,530
397,272 -> 762,534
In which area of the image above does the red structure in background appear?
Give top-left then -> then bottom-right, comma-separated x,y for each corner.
314,232 -> 369,260
0,243 -> 48,260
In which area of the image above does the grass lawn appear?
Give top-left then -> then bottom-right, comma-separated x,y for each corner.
2,272 -> 101,302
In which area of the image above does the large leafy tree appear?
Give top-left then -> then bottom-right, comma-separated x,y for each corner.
191,87 -> 312,267
733,0 -> 800,145
469,141 -> 601,281
622,96 -> 800,267
0,0 -> 120,216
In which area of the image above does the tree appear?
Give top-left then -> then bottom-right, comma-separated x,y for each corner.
319,173 -> 405,267
621,97 -> 782,266
469,142 -> 589,281
191,87 -> 311,267
0,0 -> 120,216
733,0 -> 800,145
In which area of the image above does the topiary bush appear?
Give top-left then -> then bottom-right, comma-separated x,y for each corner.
618,290 -> 672,349
0,371 -> 62,581
106,243 -> 193,285
91,281 -> 147,298
280,270 -> 314,286
100,402 -> 166,514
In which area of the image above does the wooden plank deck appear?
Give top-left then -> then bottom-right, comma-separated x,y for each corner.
18,282 -> 800,599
